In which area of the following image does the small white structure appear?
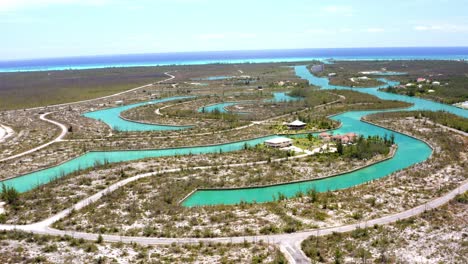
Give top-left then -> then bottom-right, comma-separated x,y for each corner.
357,76 -> 369,80
287,120 -> 306,130
328,73 -> 337,77
265,137 -> 293,148
432,81 -> 440,86
406,83 -> 414,87
115,100 -> 124,105
428,89 -> 435,93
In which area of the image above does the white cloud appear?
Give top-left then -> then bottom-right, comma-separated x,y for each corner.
414,24 -> 468,32
0,0 -> 110,11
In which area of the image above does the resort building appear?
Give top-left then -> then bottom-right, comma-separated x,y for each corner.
265,137 -> 293,148
319,132 -> 331,141
287,120 -> 306,130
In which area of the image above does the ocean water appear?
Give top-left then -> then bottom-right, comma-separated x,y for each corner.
1,47 -> 468,72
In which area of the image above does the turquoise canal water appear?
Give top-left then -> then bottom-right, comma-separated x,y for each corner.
2,135 -> 278,193
180,65 -> 468,206
1,66 -> 467,205
293,66 -> 468,118
198,92 -> 302,113
82,96 -> 195,131
198,102 -> 239,113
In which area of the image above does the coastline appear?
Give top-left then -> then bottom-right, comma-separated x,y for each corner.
2,47 -> 468,73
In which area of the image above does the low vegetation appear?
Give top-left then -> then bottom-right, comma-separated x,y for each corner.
368,110 -> 468,132
301,195 -> 467,263
0,230 -> 286,263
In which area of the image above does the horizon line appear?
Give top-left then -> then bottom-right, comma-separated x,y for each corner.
3,46 -> 468,63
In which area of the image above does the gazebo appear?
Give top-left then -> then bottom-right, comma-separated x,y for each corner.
287,120 -> 306,130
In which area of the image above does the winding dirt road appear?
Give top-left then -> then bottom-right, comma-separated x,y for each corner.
1,73 -> 467,262
0,152 -> 466,263
0,72 -> 176,162
0,113 -> 68,163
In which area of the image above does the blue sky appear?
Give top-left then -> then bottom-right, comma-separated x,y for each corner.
1,0 -> 468,60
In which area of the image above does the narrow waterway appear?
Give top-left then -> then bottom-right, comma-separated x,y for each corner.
83,96 -> 195,131
1,66 -> 466,204
181,66 -> 467,206
198,92 -> 301,113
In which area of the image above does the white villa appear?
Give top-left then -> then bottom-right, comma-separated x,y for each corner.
265,137 -> 293,148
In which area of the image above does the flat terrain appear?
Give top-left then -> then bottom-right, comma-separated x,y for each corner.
301,193 -> 467,263
0,62 -> 308,110
0,61 -> 467,263
315,60 -> 468,104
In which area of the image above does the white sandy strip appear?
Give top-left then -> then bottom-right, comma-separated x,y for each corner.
22,72 -> 176,111
0,124 -> 14,143
0,113 -> 68,163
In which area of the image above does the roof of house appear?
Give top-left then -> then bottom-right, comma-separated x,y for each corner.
288,120 -> 306,126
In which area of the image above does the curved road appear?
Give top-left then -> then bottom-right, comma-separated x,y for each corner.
1,72 -> 466,262
0,113 -> 68,163
0,72 -> 176,162
0,152 -> 466,263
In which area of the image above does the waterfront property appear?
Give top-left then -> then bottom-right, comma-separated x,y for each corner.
319,132 -> 358,144
332,133 -> 358,144
264,137 -> 293,148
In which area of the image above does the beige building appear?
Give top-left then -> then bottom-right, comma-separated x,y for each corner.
265,137 -> 293,148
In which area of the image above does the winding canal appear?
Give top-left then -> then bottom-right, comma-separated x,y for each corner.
83,96 -> 195,131
198,92 -> 301,113
1,66 -> 466,205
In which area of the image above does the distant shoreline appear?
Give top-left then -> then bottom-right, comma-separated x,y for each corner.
1,47 -> 468,73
